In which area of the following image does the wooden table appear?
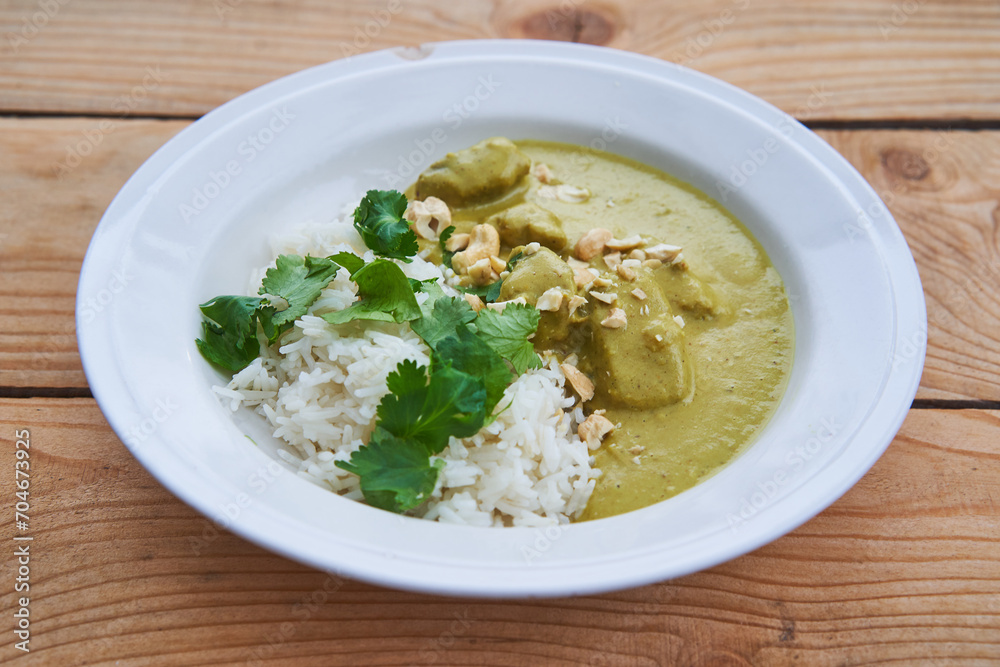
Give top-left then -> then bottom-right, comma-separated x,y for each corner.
2,1 -> 999,664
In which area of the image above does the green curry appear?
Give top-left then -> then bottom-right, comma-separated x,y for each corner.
408,137 -> 793,520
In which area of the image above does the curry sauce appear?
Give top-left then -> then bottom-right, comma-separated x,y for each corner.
409,138 -> 793,520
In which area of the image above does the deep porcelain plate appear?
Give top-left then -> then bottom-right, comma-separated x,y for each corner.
77,41 -> 926,597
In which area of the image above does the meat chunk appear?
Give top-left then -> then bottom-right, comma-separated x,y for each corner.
499,247 -> 578,348
488,202 -> 567,252
654,263 -> 729,319
415,137 -> 531,207
584,271 -> 692,408
499,246 -> 575,304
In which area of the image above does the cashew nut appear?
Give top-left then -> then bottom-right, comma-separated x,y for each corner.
445,232 -> 470,252
561,363 -> 595,402
600,308 -> 627,328
452,223 -> 501,275
578,413 -> 615,449
532,162 -> 554,184
644,243 -> 682,262
606,235 -> 643,251
616,259 -> 641,282
538,184 -> 591,203
574,267 -> 597,288
464,293 -> 485,312
536,288 -> 563,312
486,296 -> 527,313
589,291 -> 617,305
574,228 -> 613,261
489,255 -> 506,274
591,276 -> 612,289
404,196 -> 451,240
468,257 -> 499,286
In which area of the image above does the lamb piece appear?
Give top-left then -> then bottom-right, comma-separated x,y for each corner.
415,137 -> 531,207
584,271 -> 692,408
499,246 -> 579,348
488,202 -> 567,252
499,246 -> 575,304
655,263 -> 729,319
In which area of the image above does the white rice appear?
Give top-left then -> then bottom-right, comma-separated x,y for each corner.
215,217 -> 599,526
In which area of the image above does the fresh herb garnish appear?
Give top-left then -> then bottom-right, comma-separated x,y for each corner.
459,279 -> 504,303
329,251 -> 365,274
259,254 -> 342,337
472,303 -> 542,375
434,326 -> 512,414
438,224 -> 456,270
334,192 -> 546,512
409,295 -> 477,349
336,427 -> 446,513
352,189 -> 418,262
376,360 -> 488,454
505,250 -> 526,272
338,294 -> 542,512
322,258 -> 421,325
196,295 -> 266,372
196,254 -> 343,371
337,358 -> 490,513
198,188 -> 544,514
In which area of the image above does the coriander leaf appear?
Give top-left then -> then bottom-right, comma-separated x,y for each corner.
434,326 -> 512,414
413,280 -> 448,309
353,189 -> 418,261
195,295 -> 264,372
473,302 -> 542,374
336,427 -> 444,513
408,277 -> 439,293
410,296 -> 477,350
505,250 -> 525,272
459,279 -> 504,303
256,304 -> 282,342
321,258 -> 421,325
258,254 -> 341,334
377,360 -> 486,454
330,251 -> 364,275
196,321 -> 261,372
438,225 -> 456,269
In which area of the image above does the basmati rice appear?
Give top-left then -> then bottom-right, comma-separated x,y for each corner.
215,218 -> 599,526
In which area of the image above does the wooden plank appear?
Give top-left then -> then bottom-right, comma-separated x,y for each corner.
817,129 -> 1000,402
0,118 -> 187,390
1,401 -> 997,664
3,120 -> 999,400
0,0 -> 998,120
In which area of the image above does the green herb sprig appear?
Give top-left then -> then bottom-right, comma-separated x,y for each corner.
197,189 -> 537,514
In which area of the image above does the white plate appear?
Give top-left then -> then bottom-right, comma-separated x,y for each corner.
77,41 -> 926,597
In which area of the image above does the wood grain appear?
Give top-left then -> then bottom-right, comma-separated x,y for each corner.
1,400 -> 997,665
818,129 -> 1000,402
3,2 -> 998,664
0,118 -> 187,390
0,0 -> 998,121
2,120 -> 999,401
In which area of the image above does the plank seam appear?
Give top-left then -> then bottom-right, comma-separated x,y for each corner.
0,386 -> 94,398
804,119 -> 1000,131
2,111 -> 1000,131
910,399 -> 1000,410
